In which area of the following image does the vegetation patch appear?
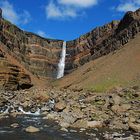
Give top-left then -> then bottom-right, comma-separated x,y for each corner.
87,78 -> 121,92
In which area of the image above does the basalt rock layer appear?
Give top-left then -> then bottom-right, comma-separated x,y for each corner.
65,9 -> 140,73
0,10 -> 63,79
0,48 -> 32,90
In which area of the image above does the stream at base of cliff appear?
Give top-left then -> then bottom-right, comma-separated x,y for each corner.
0,115 -> 139,140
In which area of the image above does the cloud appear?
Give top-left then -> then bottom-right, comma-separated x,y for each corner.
116,0 -> 140,12
58,0 -> 98,8
46,1 -> 77,19
36,30 -> 53,38
0,0 -> 31,25
21,10 -> 31,24
46,0 -> 98,20
135,0 -> 140,5
37,30 -> 46,37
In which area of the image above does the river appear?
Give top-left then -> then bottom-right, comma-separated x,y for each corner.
0,115 -> 139,140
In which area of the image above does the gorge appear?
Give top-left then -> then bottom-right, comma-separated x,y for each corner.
0,8 -> 140,90
0,7 -> 140,140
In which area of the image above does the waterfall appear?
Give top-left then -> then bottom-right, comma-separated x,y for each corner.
57,41 -> 66,79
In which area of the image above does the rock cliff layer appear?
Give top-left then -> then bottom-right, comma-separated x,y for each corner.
0,47 -> 32,90
65,9 -> 140,73
0,10 -> 63,79
0,9 -> 64,90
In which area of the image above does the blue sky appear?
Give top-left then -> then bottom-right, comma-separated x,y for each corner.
0,0 -> 140,41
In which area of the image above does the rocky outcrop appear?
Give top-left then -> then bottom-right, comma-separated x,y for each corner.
65,8 -> 140,73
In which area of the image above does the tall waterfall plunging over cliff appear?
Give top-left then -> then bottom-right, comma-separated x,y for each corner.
57,41 -> 66,79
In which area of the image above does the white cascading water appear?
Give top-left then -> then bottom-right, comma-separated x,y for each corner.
57,41 -> 66,79
18,106 -> 40,116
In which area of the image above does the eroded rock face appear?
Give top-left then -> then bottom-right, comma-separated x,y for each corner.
65,8 -> 140,73
0,47 -> 32,90
0,57 -> 32,90
0,16 -> 63,79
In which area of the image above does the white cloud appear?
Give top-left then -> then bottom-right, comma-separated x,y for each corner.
0,0 -> 31,25
58,0 -> 98,8
36,30 -> 53,38
117,3 -> 139,12
46,2 -> 64,18
0,0 -> 19,24
37,30 -> 46,37
46,0 -> 98,20
135,0 -> 140,5
116,0 -> 140,12
46,1 -> 78,19
21,10 -> 31,24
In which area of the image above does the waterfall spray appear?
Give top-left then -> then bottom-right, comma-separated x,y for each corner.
57,41 -> 66,79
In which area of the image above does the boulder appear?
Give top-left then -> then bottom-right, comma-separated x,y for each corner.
61,112 -> 77,124
25,126 -> 40,133
129,122 -> 140,133
87,121 -> 103,128
11,123 -> 19,128
55,101 -> 66,112
59,122 -> 70,128
72,120 -> 88,128
112,95 -> 121,105
60,127 -> 68,132
111,104 -> 131,114
0,97 -> 7,107
45,113 -> 58,120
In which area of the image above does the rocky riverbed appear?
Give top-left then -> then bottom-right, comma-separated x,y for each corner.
0,86 -> 140,139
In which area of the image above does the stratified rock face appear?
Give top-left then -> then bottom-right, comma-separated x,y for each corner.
0,9 -> 63,90
0,17 -> 63,78
0,48 -> 32,90
65,8 -> 140,73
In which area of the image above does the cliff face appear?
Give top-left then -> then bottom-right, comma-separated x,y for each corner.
0,13 -> 63,79
0,9 -> 64,90
0,47 -> 32,90
65,9 -> 140,73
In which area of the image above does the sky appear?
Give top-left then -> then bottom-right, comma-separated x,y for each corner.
0,0 -> 140,41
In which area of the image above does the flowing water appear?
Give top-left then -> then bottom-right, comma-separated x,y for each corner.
57,41 -> 66,79
0,115 -> 139,140
0,115 -> 97,140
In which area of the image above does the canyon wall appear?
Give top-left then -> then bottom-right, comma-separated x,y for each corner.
65,9 -> 140,73
0,9 -> 64,89
0,10 -> 63,79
